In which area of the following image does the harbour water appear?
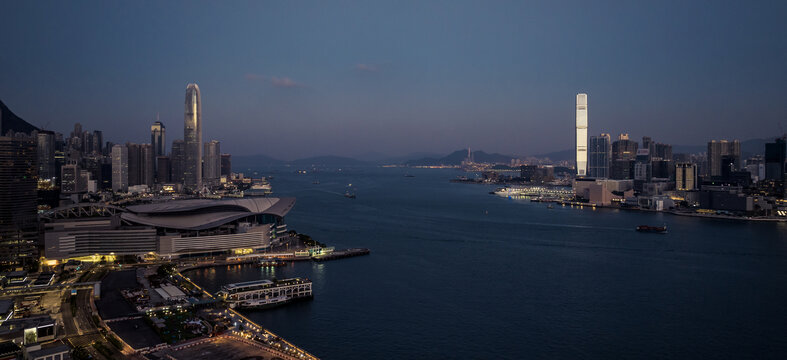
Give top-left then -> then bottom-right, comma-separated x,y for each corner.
185,167 -> 787,359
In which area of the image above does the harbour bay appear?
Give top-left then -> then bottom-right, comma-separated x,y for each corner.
186,166 -> 787,359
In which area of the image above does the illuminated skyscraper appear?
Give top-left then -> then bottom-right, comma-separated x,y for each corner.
184,84 -> 202,191
151,120 -> 166,158
576,93 -> 588,176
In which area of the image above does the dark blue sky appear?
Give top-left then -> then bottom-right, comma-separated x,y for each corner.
1,1 -> 785,159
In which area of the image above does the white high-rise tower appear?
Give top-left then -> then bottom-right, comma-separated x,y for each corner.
575,93 -> 588,176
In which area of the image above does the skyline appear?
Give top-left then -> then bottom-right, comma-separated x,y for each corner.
1,1 -> 786,159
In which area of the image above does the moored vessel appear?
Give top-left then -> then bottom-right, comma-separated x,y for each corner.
636,225 -> 667,233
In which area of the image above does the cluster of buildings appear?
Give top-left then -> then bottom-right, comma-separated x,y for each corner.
0,84 -> 292,271
38,84 -> 231,200
572,93 -> 787,216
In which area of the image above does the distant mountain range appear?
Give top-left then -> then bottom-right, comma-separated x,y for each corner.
232,154 -> 370,169
405,150 -> 518,166
0,100 -> 38,135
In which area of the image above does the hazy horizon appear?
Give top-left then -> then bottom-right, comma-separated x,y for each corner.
2,1 -> 785,159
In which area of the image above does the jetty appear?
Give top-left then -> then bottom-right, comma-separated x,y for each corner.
312,248 -> 370,262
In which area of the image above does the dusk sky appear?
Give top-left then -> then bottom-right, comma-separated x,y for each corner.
1,1 -> 785,159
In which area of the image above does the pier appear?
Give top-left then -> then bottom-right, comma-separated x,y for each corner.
312,248 -> 370,262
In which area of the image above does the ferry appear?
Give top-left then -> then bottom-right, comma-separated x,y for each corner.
636,225 -> 667,233
217,278 -> 312,309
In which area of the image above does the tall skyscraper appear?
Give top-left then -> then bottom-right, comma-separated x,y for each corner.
676,163 -> 698,191
575,93 -> 588,176
141,143 -> 155,187
36,130 -> 56,180
589,133 -> 611,178
764,138 -> 786,181
707,139 -> 741,177
151,120 -> 166,158
203,140 -> 221,187
184,84 -> 202,191
156,156 -> 171,183
111,144 -> 128,192
0,135 -> 38,269
126,143 -> 141,186
170,140 -> 185,184
610,134 -> 638,180
634,149 -> 652,181
92,130 -> 103,155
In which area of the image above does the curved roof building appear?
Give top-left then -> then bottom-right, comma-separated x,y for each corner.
121,197 -> 295,231
43,197 -> 296,259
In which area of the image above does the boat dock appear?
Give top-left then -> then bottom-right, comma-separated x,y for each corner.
312,248 -> 370,262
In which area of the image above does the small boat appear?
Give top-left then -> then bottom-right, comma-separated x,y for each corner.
546,204 -> 554,209
636,225 -> 667,233
404,174 -> 415,178
345,183 -> 356,198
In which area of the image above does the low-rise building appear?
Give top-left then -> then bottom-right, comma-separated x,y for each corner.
573,178 -> 634,206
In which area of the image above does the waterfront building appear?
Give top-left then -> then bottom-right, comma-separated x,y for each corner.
36,130 -> 56,180
184,83 -> 202,191
676,163 -> 698,191
170,139 -> 185,184
0,135 -> 38,270
221,153 -> 232,177
573,178 -> 633,206
764,138 -> 786,181
218,278 -> 312,309
151,120 -> 166,158
111,144 -> 128,192
41,197 -> 295,260
575,93 -> 588,176
589,133 -> 611,178
698,185 -> 771,214
707,139 -> 741,177
203,140 -> 221,187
